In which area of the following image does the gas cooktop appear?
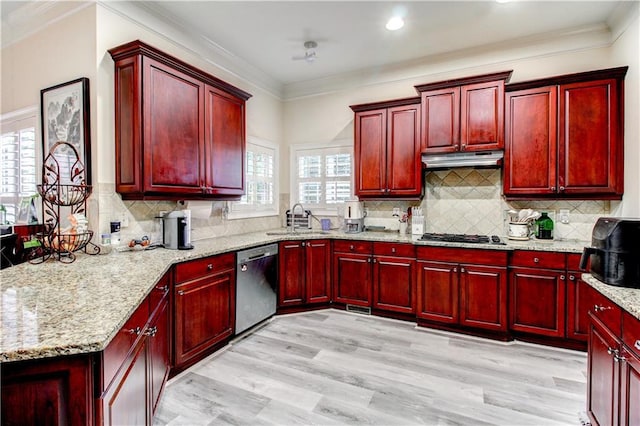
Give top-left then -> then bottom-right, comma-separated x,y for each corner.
419,233 -> 505,245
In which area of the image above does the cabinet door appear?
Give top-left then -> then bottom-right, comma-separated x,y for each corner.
459,264 -> 507,331
588,315 -> 620,426
620,348 -> 640,426
306,240 -> 331,304
354,109 -> 387,196
143,57 -> 205,195
333,252 -> 372,306
204,85 -> 245,196
386,104 -> 422,196
373,255 -> 416,314
566,273 -> 595,342
420,87 -> 460,153
559,79 -> 621,195
503,86 -> 558,196
460,80 -> 505,151
278,241 -> 306,307
416,261 -> 458,324
174,270 -> 235,366
101,339 -> 148,426
509,268 -> 566,337
148,291 -> 170,414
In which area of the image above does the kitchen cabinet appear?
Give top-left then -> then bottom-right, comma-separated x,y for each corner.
372,242 -> 416,314
109,40 -> 251,200
416,247 -> 508,334
509,250 -> 566,338
351,98 -> 422,198
98,273 -> 171,425
278,239 -> 331,309
620,311 -> 640,426
566,253 -> 595,343
415,71 -> 512,154
174,252 -> 235,370
504,67 -> 627,199
332,240 -> 374,307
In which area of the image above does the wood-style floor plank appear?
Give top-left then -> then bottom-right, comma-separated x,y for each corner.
154,309 -> 587,425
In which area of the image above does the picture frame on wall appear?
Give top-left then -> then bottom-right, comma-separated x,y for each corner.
40,77 -> 91,185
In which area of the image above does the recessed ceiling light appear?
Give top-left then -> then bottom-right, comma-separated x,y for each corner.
386,16 -> 404,31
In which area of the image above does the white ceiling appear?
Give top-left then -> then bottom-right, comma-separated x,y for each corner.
1,1 -> 636,98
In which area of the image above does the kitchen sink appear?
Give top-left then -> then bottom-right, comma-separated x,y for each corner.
265,230 -> 330,236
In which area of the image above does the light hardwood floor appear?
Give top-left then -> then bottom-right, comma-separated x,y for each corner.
154,310 -> 587,425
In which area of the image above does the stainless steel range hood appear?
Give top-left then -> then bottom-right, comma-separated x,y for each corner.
422,150 -> 503,169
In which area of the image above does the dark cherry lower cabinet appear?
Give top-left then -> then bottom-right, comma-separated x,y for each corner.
416,247 -> 508,333
174,253 -> 235,370
332,241 -> 374,307
278,240 -> 331,308
372,242 -> 416,314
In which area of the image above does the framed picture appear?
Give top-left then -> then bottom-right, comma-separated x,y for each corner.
40,77 -> 91,185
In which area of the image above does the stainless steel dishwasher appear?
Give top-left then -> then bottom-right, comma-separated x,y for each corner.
236,243 -> 278,334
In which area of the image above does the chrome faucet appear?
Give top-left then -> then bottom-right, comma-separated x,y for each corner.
290,203 -> 305,233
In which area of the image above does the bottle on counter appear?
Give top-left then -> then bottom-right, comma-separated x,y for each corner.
536,212 -> 554,240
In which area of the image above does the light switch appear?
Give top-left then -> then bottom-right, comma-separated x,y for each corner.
559,209 -> 570,224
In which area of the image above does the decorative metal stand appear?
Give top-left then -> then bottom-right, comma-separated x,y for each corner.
30,141 -> 99,264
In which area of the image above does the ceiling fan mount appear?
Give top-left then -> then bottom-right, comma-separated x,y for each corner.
293,40 -> 319,63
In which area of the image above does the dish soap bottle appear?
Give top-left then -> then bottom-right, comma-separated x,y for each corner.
536,212 -> 554,240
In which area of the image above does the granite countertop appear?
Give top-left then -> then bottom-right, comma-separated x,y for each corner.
582,274 -> 640,320
0,229 -> 591,363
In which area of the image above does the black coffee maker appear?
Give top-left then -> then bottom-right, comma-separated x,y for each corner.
580,217 -> 640,288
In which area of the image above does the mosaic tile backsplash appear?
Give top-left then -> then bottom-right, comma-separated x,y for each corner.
95,167 -> 611,245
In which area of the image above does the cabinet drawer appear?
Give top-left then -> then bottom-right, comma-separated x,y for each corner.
623,311 -> 640,358
373,242 -> 415,257
149,273 -> 170,313
333,240 -> 373,255
175,252 -> 235,283
590,290 -> 622,335
510,250 -> 566,269
102,297 -> 150,390
417,246 -> 507,266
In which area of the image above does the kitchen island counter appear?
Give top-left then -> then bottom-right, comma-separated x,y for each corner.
0,229 -> 590,363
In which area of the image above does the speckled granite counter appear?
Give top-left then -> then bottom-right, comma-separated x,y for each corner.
0,229 -> 590,363
582,274 -> 640,321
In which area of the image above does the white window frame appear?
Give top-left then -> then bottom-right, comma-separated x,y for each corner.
227,136 -> 279,220
290,139 -> 353,216
1,106 -> 40,224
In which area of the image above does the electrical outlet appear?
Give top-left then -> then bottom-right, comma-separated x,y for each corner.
121,211 -> 129,228
559,209 -> 570,224
392,207 -> 400,217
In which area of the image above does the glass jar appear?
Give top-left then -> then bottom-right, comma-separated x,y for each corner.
536,212 -> 554,240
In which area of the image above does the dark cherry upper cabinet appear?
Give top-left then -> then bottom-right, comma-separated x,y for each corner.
109,40 -> 251,200
415,71 -> 512,154
504,67 -> 627,199
278,239 -> 331,308
351,98 -> 422,198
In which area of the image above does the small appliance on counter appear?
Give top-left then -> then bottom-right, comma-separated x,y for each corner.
162,210 -> 193,250
344,200 -> 365,233
580,217 -> 640,288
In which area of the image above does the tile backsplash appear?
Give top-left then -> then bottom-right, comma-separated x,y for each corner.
96,167 -> 612,245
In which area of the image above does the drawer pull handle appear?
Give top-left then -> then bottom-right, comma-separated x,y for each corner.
207,264 -> 213,270
155,285 -> 168,292
533,258 -> 540,263
127,327 -> 141,335
144,326 -> 158,337
594,304 -> 611,313
178,290 -> 185,296
635,340 -> 640,351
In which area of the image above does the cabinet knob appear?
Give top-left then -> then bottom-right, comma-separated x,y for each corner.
453,267 -> 458,273
178,290 -> 185,296
594,304 -> 611,312
350,245 -> 354,251
207,264 -> 213,270
460,267 -> 465,273
367,257 -> 371,263
560,275 -> 566,281
372,258 -> 377,263
533,257 -> 540,263
569,275 -> 575,281
301,242 -> 306,247
635,340 -> 640,351
391,247 -> 396,253
559,186 -> 565,192
127,326 -> 141,335
144,326 -> 158,337
551,186 -> 556,192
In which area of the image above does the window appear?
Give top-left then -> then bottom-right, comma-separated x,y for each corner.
1,108 -> 38,224
228,137 -> 279,219
291,141 -> 353,215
